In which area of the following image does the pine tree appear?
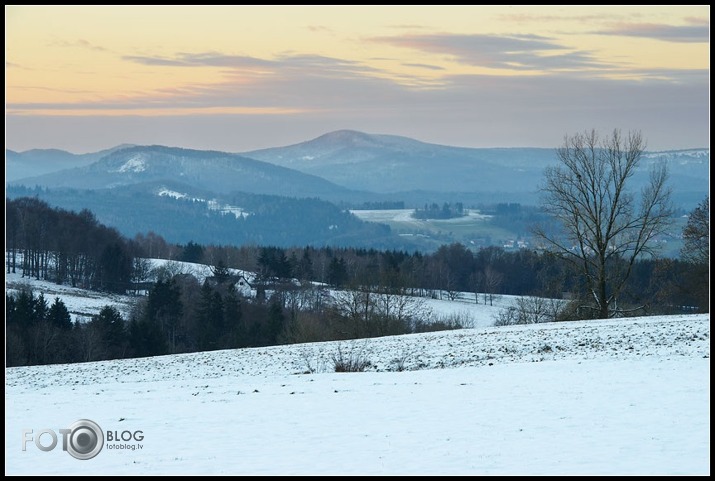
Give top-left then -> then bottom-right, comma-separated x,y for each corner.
48,297 -> 72,330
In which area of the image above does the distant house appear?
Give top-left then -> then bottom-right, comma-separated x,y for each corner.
233,274 -> 255,298
205,273 -> 256,298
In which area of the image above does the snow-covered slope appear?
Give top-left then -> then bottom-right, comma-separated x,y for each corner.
5,314 -> 709,475
5,272 -> 137,322
5,257 -> 511,326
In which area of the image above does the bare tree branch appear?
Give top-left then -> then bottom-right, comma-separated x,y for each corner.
533,129 -> 673,319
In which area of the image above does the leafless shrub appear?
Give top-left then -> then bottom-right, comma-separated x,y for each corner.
297,348 -> 327,374
389,349 -> 412,372
414,310 -> 474,332
494,296 -> 565,326
331,344 -> 371,372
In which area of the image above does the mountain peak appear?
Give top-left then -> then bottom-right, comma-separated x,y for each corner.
310,130 -> 377,147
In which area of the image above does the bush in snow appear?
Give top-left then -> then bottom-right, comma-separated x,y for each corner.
331,344 -> 371,372
494,296 -> 564,326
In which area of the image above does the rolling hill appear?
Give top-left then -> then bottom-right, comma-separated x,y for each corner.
10,145 -> 357,200
6,145 -> 135,182
244,130 -> 710,207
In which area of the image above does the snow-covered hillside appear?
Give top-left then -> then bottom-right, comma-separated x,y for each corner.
5,272 -> 137,322
4,258 -> 253,323
5,314 -> 709,475
5,258 -> 512,327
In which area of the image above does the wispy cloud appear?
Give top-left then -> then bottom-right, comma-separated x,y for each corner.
49,38 -> 108,52
305,25 -> 333,33
123,52 -> 273,68
402,63 -> 445,71
684,17 -> 710,26
499,13 -> 637,23
8,85 -> 97,94
371,33 -> 605,71
7,62 -> 708,151
10,50 -> 409,115
388,24 -> 430,30
122,51 -> 381,77
9,59 -> 707,115
591,23 -> 710,43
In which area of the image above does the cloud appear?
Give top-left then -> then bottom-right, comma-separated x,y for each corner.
7,68 -> 708,151
371,33 -> 605,70
50,38 -> 108,52
8,58 -> 707,116
8,47 -> 708,152
499,13 -> 637,23
305,25 -> 333,33
122,51 -> 381,78
683,17 -> 709,26
9,52 -> 410,114
402,63 -> 445,71
123,52 -> 273,68
387,24 -> 430,30
591,23 -> 710,43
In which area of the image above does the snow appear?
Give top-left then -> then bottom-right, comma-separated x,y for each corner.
643,149 -> 709,160
5,272 -> 136,322
156,189 -> 251,219
350,208 -> 491,225
5,260 -> 710,474
5,313 -> 710,475
206,200 -> 250,219
156,188 -> 187,200
3,257 -> 259,322
112,154 -> 147,173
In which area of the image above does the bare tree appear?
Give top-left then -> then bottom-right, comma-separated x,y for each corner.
534,129 -> 673,319
680,197 -> 709,312
131,258 -> 153,295
681,196 -> 709,266
481,266 -> 503,306
494,296 -> 565,326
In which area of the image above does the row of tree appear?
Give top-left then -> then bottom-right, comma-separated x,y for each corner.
5,193 -> 708,367
413,202 -> 465,220
6,197 -> 135,293
7,272 -> 454,366
7,193 -> 709,317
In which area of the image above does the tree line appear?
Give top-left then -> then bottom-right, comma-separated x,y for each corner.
6,197 -> 134,293
7,270 -> 463,366
7,196 -> 708,312
5,194 -> 708,366
413,202 -> 465,220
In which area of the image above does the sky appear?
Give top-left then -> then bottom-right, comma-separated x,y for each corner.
5,6 -> 710,153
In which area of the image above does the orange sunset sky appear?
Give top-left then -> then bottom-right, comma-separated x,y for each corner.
5,5 -> 710,152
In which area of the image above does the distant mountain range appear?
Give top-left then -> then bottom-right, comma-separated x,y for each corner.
5,131 -> 709,250
243,130 -> 709,205
6,144 -> 135,182
244,130 -> 556,194
9,130 -> 708,207
9,145 -> 356,200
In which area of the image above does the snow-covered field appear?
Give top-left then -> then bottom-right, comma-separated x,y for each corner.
350,208 -> 491,225
5,314 -> 710,475
5,272 -> 137,322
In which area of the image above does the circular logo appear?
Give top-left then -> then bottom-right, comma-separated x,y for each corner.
67,419 -> 103,460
